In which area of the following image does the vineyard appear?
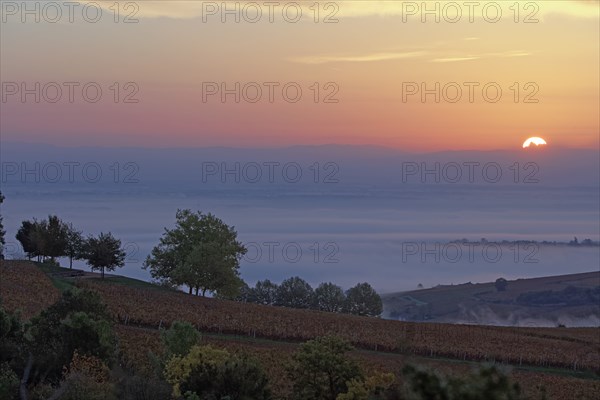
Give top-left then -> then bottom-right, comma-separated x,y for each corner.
77,278 -> 600,372
2,260 -> 599,400
0,260 -> 60,318
115,325 -> 600,400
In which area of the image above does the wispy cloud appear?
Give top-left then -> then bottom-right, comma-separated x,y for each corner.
290,47 -> 530,65
432,57 -> 479,63
431,50 -> 530,63
289,51 -> 427,65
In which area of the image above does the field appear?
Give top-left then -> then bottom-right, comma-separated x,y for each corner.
0,260 -> 60,318
383,271 -> 600,325
2,260 -> 599,399
76,277 -> 600,372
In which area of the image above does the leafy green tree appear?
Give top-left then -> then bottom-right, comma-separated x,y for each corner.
0,192 -> 5,259
23,289 -> 116,391
82,232 -> 126,278
15,216 -> 69,262
213,275 -> 249,301
43,215 -> 70,261
314,282 -> 346,313
344,283 -> 383,317
174,242 -> 243,296
495,278 -> 508,292
276,277 -> 315,309
253,279 -> 279,305
65,224 -> 85,269
145,210 -> 247,296
161,321 -> 201,358
403,364 -> 524,400
16,220 -> 42,261
226,280 -> 255,303
287,336 -> 362,400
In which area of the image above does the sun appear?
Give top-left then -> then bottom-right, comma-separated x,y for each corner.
522,137 -> 547,148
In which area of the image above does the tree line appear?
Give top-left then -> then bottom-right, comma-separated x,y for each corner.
235,278 -> 383,317
14,215 -> 125,278
3,199 -> 382,316
142,209 -> 383,317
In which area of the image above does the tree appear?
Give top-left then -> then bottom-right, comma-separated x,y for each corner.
82,232 -> 126,278
287,336 -> 362,400
65,224 -> 85,269
213,276 -> 250,301
314,282 -> 346,313
0,192 -> 5,259
1,292 -> 117,400
344,283 -> 383,317
43,215 -> 70,261
253,279 -> 279,305
495,278 -> 508,292
164,345 -> 271,399
228,280 -> 255,303
16,220 -> 41,261
174,242 -> 243,297
276,277 -> 314,309
161,321 -> 201,358
15,216 -> 69,262
23,289 -> 116,389
144,210 -> 247,296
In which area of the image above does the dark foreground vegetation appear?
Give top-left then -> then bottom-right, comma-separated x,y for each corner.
0,288 -> 549,400
1,260 -> 599,399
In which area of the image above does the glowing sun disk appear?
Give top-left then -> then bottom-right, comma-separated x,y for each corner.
522,137 -> 547,148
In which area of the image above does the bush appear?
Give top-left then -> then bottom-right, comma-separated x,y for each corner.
161,321 -> 201,358
403,364 -> 523,400
287,336 -> 362,400
164,345 -> 271,399
0,362 -> 19,400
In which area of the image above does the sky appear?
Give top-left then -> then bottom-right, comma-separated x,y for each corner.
1,0 -> 599,150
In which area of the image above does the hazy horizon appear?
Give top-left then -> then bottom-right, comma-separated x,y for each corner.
2,142 -> 598,293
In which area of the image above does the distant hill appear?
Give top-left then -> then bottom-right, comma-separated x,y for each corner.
383,271 -> 600,327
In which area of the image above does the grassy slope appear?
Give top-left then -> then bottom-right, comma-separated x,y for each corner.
383,271 -> 600,324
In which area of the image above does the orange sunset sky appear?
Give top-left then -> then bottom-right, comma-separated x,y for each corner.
1,0 -> 598,150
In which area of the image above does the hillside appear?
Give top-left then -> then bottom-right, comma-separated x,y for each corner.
1,260 -> 599,399
383,272 -> 600,326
